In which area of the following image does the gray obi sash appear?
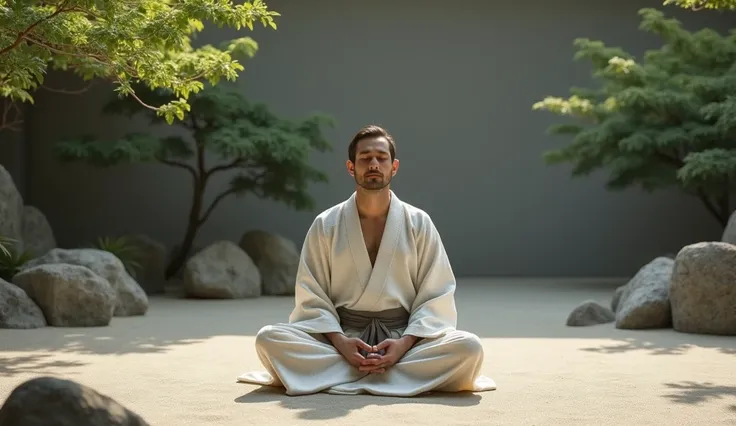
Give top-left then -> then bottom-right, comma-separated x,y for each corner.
336,307 -> 410,356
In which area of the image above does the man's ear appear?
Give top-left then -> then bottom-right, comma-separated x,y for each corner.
346,160 -> 355,176
392,159 -> 399,176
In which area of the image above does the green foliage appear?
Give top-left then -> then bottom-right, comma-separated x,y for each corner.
532,8 -> 736,227
0,0 -> 279,130
0,235 -> 16,258
664,0 -> 736,10
0,240 -> 33,281
54,83 -> 335,277
90,236 -> 144,278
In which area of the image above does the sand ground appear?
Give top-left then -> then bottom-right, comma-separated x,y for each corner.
1,278 -> 735,425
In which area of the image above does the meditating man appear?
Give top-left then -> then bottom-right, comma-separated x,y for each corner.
237,125 -> 496,396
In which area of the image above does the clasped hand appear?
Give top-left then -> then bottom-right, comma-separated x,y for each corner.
331,334 -> 413,374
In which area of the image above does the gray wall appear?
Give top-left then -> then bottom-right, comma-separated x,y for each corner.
16,0 -> 732,277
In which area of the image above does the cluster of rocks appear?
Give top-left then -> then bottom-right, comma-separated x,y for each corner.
566,222 -> 736,335
0,376 -> 150,426
177,229 -> 301,299
0,165 -> 150,329
0,165 -> 56,261
1,248 -> 150,328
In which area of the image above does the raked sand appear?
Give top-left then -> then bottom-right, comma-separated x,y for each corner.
1,278 -> 735,425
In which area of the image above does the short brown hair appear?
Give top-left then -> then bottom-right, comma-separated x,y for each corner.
348,125 -> 396,163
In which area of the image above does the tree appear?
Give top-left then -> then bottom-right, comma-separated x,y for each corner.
532,8 -> 736,228
663,0 -> 736,10
54,83 -> 335,279
0,0 -> 280,132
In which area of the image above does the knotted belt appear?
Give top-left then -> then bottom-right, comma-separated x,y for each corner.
336,307 -> 410,356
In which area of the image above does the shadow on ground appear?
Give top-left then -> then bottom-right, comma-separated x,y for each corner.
0,354 -> 86,378
579,334 -> 736,357
0,280 -> 733,361
234,386 -> 481,420
661,381 -> 736,411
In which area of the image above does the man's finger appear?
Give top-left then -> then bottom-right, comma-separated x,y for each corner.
359,364 -> 384,372
369,368 -> 385,374
375,340 -> 391,351
360,357 -> 383,366
355,340 -> 373,352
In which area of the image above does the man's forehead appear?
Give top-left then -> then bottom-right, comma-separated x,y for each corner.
356,137 -> 390,153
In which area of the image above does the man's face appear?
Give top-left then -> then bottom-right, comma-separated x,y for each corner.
347,136 -> 399,191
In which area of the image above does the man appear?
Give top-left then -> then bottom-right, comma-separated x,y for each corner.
237,125 -> 496,396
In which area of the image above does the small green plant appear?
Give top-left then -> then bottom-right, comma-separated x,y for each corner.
0,239 -> 34,281
0,235 -> 16,258
91,236 -> 144,278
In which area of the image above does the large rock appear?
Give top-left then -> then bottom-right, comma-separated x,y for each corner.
0,376 -> 150,426
615,257 -> 673,329
670,242 -> 736,335
239,230 -> 299,295
611,285 -> 626,312
722,210 -> 736,245
12,264 -> 116,327
0,278 -> 46,329
22,248 -> 148,316
566,300 -> 615,326
21,205 -> 56,256
0,165 -> 23,252
183,240 -> 261,299
126,234 -> 166,294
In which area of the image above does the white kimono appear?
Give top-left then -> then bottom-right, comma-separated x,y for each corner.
237,191 -> 496,396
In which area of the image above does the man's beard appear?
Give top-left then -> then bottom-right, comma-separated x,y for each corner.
356,172 -> 390,191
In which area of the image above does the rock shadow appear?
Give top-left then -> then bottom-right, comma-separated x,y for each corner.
234,386 -> 483,420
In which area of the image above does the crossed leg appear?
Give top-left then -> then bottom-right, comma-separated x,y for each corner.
237,323 -> 494,396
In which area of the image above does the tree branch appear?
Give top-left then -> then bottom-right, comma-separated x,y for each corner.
41,80 -> 97,94
696,190 -> 727,227
125,88 -> 159,112
199,188 -> 237,225
205,158 -> 245,177
158,158 -> 197,178
0,100 -> 23,133
0,1 -> 73,55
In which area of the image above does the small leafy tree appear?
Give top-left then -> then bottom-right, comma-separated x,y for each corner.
0,0 -> 280,132
532,8 -> 736,228
54,83 -> 334,279
664,0 -> 736,10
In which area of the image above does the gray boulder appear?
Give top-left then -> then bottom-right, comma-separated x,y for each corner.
13,264 -> 116,327
670,242 -> 736,335
0,278 -> 46,329
22,248 -> 148,316
239,230 -> 299,295
0,376 -> 150,426
183,240 -> 261,299
615,257 -> 673,329
566,300 -> 615,326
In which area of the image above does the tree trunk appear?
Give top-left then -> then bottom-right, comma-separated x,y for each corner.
164,178 -> 205,280
699,192 -> 731,231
